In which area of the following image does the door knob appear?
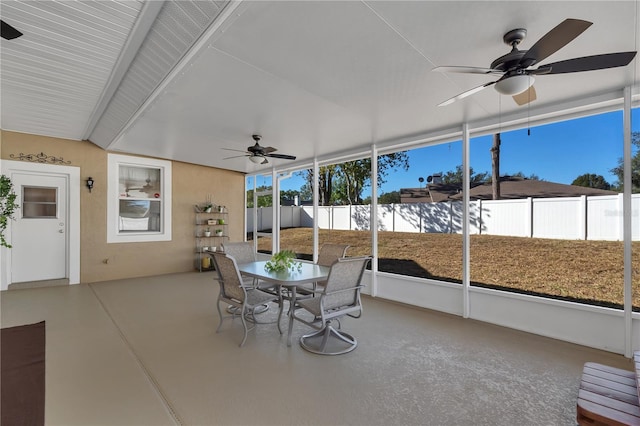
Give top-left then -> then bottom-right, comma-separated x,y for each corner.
59,229 -> 64,233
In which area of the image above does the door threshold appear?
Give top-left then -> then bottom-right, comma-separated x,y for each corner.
8,279 -> 70,290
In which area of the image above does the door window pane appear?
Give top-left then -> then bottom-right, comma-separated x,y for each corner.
22,186 -> 56,218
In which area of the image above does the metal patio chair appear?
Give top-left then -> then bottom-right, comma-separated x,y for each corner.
211,252 -> 278,347
292,256 -> 370,355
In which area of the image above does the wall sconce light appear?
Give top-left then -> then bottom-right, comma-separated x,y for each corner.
86,177 -> 94,193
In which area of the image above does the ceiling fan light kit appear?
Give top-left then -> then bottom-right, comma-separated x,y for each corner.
495,74 -> 534,95
249,155 -> 265,164
434,18 -> 637,106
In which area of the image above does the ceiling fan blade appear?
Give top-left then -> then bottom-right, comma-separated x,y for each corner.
519,19 -> 592,68
542,52 -> 637,74
223,154 -> 249,160
437,81 -> 496,107
528,66 -> 553,75
1,20 -> 23,40
512,85 -> 537,106
262,146 -> 277,154
432,66 -> 503,75
265,153 -> 296,160
222,147 -> 250,154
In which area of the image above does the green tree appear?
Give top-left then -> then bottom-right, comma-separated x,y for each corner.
298,165 -> 337,205
246,186 -> 272,208
377,191 -> 401,204
509,171 -> 542,181
572,173 -> 611,190
333,159 -> 372,204
247,187 -> 302,207
280,189 -> 301,205
610,132 -> 640,192
297,152 -> 409,205
440,165 -> 489,185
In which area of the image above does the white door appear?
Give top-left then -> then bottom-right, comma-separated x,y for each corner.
11,173 -> 67,283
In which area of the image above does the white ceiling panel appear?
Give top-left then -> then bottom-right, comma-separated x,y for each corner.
1,1 -> 638,174
88,0 -> 227,147
112,46 -> 374,171
0,0 -> 144,140
214,2 -> 427,109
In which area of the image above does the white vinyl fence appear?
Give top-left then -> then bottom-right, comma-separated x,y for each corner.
247,194 -> 640,241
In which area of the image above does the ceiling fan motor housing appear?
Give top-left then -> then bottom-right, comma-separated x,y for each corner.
490,28 -> 528,71
490,50 -> 527,71
248,135 -> 264,154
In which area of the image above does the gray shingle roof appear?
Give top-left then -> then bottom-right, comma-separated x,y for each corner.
400,176 -> 618,203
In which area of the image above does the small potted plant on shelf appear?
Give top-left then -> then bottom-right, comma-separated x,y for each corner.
204,228 -> 211,237
203,203 -> 213,213
215,229 -> 223,237
265,250 -> 302,273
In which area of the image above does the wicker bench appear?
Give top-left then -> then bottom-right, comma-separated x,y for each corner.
577,352 -> 640,425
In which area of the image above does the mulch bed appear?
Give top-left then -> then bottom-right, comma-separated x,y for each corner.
254,228 -> 640,309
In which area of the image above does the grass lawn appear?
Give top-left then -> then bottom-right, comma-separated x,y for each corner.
257,228 -> 640,309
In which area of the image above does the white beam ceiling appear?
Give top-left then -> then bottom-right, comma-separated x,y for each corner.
1,1 -> 638,174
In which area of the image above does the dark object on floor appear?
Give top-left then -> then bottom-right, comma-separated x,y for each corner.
1,321 -> 45,426
577,353 -> 640,425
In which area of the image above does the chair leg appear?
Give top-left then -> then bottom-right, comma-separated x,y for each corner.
331,326 -> 356,345
287,306 -> 295,347
216,300 -> 224,333
299,322 -> 358,355
239,306 -> 249,347
228,303 -> 269,315
319,324 -> 332,351
276,292 -> 284,335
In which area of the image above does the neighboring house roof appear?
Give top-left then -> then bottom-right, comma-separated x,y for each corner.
400,184 -> 461,203
401,177 -> 618,203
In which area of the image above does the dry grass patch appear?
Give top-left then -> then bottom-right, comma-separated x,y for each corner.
257,228 -> 640,309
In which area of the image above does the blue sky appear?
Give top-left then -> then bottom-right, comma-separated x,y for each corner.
254,107 -> 638,195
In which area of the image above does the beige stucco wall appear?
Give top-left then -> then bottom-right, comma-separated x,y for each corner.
1,131 -> 245,283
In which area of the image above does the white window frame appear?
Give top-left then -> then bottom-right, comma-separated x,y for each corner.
107,154 -> 172,243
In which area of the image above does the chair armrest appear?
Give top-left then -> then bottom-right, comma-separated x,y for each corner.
323,285 -> 364,296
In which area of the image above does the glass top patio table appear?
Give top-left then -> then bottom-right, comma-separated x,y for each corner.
237,261 -> 329,286
237,261 -> 330,346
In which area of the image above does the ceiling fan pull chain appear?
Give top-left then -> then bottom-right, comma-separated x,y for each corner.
498,95 -> 502,134
527,89 -> 531,136
527,111 -> 531,136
